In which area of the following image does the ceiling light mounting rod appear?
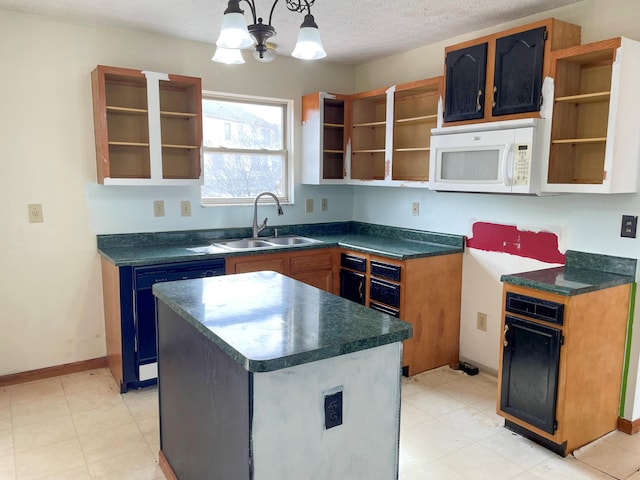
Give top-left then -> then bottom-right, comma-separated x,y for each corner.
213,0 -> 325,63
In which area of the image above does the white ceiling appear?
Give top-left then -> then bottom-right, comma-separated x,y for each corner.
0,0 -> 581,64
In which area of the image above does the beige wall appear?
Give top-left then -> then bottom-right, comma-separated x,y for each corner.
0,9 -> 354,376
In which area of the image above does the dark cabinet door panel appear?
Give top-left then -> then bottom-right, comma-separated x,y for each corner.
339,269 -> 365,305
500,315 -> 561,435
493,27 -> 546,116
444,43 -> 488,122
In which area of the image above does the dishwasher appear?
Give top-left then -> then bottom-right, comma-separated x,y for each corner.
131,259 -> 225,387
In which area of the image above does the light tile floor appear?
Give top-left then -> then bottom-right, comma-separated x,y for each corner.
0,366 -> 636,479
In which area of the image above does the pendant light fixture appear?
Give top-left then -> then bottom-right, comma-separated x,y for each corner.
212,0 -> 326,64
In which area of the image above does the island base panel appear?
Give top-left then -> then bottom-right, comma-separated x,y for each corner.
157,301 -> 251,480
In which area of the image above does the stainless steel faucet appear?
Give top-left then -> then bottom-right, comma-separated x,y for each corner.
252,191 -> 284,238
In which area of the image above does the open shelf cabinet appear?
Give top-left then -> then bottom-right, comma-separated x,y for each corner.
392,77 -> 442,182
543,37 -> 640,193
92,65 -> 202,185
301,92 -> 349,184
350,89 -> 388,181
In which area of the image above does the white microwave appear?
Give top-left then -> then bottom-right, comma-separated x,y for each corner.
429,119 -> 545,194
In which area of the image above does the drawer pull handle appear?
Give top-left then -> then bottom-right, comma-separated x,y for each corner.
503,324 -> 509,348
359,281 -> 363,299
476,89 -> 483,112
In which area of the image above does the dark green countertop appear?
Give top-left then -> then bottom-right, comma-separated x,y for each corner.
98,222 -> 465,267
153,271 -> 413,372
501,250 -> 636,296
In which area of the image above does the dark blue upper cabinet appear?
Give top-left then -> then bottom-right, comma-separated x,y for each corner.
444,43 -> 488,122
492,27 -> 546,116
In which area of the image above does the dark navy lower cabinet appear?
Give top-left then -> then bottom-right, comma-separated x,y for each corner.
500,315 -> 561,435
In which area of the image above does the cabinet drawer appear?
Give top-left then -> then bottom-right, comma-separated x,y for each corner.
370,301 -> 400,318
505,292 -> 564,325
290,252 -> 334,275
370,278 -> 400,308
340,253 -> 366,272
370,260 -> 401,282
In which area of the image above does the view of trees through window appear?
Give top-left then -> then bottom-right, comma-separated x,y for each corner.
201,95 -> 289,204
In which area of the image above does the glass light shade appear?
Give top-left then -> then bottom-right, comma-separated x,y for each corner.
291,26 -> 326,60
216,12 -> 253,49
212,46 -> 245,64
253,43 -> 277,63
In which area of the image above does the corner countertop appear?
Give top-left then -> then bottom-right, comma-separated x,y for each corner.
98,221 -> 465,267
153,271 -> 413,372
501,250 -> 636,296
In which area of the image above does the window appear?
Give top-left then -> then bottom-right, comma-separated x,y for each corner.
201,92 -> 292,205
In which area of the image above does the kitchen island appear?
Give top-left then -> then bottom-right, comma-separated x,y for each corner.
153,271 -> 413,480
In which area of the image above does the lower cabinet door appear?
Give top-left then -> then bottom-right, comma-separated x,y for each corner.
500,315 -> 562,434
339,269 -> 365,305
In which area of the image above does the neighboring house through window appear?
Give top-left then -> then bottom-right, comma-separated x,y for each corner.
201,92 -> 292,205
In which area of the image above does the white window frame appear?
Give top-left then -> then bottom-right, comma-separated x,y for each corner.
201,90 -> 294,206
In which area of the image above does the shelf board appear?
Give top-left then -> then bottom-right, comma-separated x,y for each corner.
395,114 -> 438,125
162,144 -> 199,149
106,106 -> 147,115
555,91 -> 611,104
323,149 -> 344,154
393,176 -> 428,181
324,123 -> 344,128
160,111 -> 198,118
352,149 -> 386,154
353,121 -> 386,128
108,141 -> 149,147
395,147 -> 430,152
552,137 -> 607,145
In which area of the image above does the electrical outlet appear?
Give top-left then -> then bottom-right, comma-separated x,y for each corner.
27,203 -> 43,223
477,312 -> 488,331
321,198 -> 328,211
305,198 -> 314,213
153,200 -> 165,217
412,202 -> 420,216
324,390 -> 343,430
181,200 -> 191,217
621,215 -> 638,238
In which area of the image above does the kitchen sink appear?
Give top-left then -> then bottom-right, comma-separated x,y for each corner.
210,236 -> 321,251
261,236 -> 321,246
214,238 -> 275,249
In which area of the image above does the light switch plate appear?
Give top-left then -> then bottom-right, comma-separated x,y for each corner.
305,198 -> 314,213
181,200 -> 191,217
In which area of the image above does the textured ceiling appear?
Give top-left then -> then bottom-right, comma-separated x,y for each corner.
0,0 -> 581,64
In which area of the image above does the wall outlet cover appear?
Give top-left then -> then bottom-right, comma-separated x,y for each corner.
412,202 -> 420,216
321,198 -> 328,211
324,390 -> 343,430
305,198 -> 314,213
27,203 -> 43,223
181,200 -> 192,217
153,200 -> 165,217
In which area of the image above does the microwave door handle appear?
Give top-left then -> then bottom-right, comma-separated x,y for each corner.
503,143 -> 513,186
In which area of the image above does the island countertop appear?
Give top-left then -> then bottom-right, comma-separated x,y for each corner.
153,271 -> 413,372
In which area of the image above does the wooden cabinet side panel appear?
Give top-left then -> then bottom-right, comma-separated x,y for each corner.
100,257 -> 123,388
403,254 -> 462,374
91,67 -> 109,183
561,284 -> 631,452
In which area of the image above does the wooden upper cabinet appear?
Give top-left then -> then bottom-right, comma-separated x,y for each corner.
444,43 -> 488,122
443,18 -> 581,126
492,27 -> 546,116
91,65 -> 203,185
541,37 -> 640,194
301,92 -> 350,184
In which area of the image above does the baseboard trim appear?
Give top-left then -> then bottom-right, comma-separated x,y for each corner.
159,450 -> 178,480
618,417 -> 640,435
0,357 -> 108,387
